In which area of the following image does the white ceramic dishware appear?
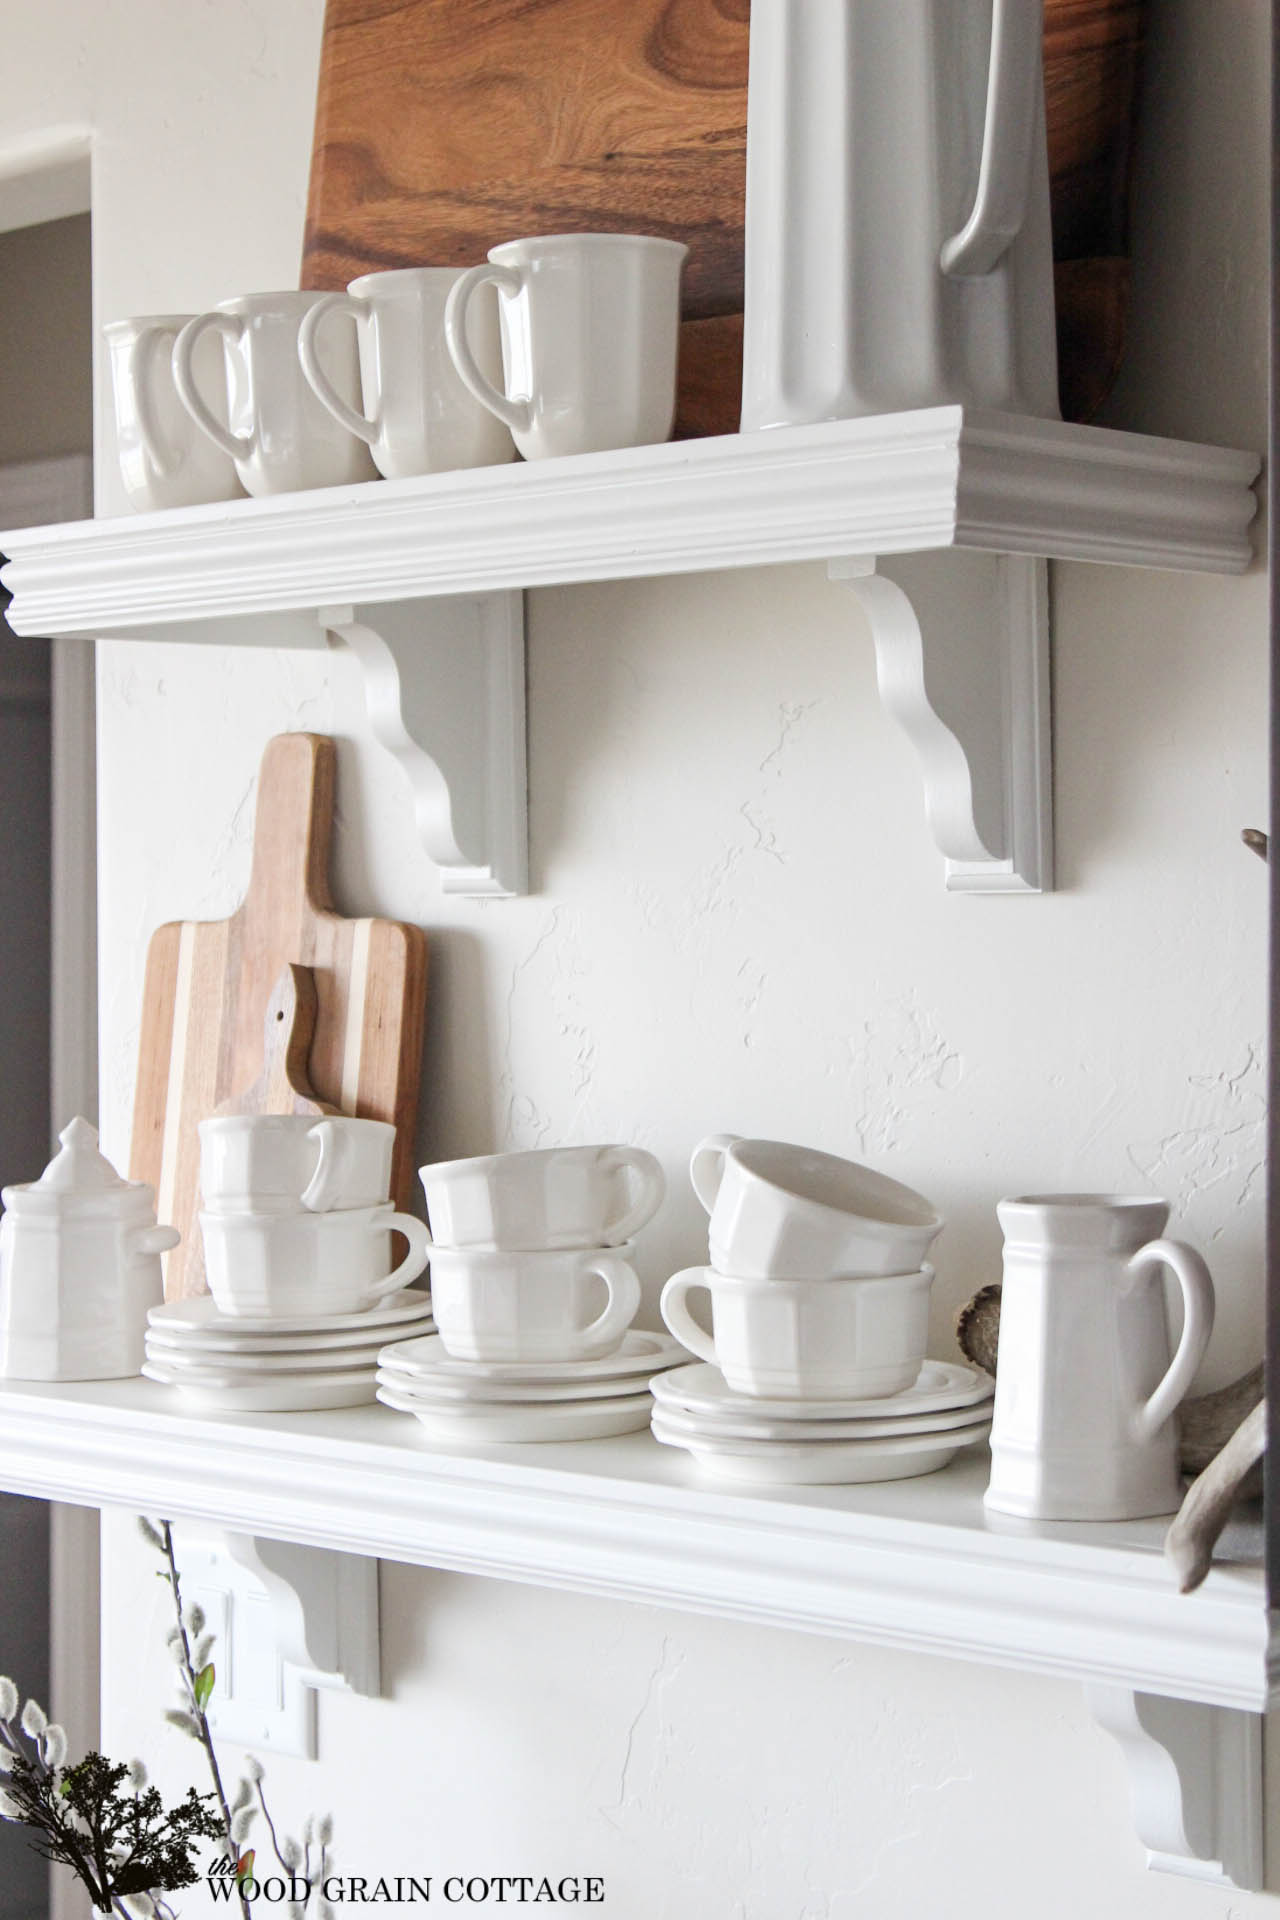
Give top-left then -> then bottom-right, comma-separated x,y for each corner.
690,1134 -> 942,1279
146,1314 -> 433,1361
649,1397 -> 995,1444
172,292 -> 379,495
145,1342 -> 385,1377
149,1289 -> 433,1341
428,1243 -> 641,1363
739,0 -> 1059,429
377,1328 -> 682,1386
443,233 -> 687,459
297,267 -> 515,479
650,1414 -> 990,1486
142,1360 -> 378,1413
376,1382 -> 653,1444
200,1202 -> 431,1318
0,1119 -> 181,1381
199,1114 -> 396,1214
649,1357 -> 992,1425
660,1265 -> 932,1400
419,1143 -> 665,1251
985,1193 -> 1215,1521
104,316 -> 245,511
374,1364 -> 661,1406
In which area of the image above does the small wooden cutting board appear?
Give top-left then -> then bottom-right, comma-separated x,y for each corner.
130,734 -> 428,1299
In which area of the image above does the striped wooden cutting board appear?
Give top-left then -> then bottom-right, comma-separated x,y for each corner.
129,733 -> 428,1299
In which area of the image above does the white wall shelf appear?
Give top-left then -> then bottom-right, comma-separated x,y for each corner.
0,408 -> 1261,896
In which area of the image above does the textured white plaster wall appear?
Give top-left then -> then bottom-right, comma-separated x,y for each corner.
0,0 -> 1273,1912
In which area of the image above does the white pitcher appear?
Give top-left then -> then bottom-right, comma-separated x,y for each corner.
985,1195 -> 1215,1521
740,0 -> 1060,429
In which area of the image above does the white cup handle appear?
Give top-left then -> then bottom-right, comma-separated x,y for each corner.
298,293 -> 377,445
659,1268 -> 718,1365
577,1255 -> 641,1355
1127,1238 -> 1216,1441
131,323 -> 184,478
364,1211 -> 433,1300
443,263 -> 532,436
688,1134 -> 741,1216
300,1119 -> 363,1213
599,1147 -> 666,1242
172,311 -> 253,462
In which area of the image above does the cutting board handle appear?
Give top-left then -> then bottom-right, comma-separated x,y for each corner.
243,732 -> 337,914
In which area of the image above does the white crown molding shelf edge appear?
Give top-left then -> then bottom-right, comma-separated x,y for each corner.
0,410 -> 1259,897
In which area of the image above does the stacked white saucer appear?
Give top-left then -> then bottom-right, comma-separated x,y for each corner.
656,1135 -> 992,1485
376,1144 -> 673,1443
143,1289 -> 435,1412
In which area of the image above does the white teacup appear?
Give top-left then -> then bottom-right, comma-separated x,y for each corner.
443,233 -> 687,459
298,267 -> 515,480
428,1243 -> 642,1363
104,316 -> 245,512
200,1203 -> 430,1318
419,1144 -> 665,1251
691,1135 -> 943,1280
199,1115 -> 396,1215
660,1265 -> 933,1400
172,292 -> 379,496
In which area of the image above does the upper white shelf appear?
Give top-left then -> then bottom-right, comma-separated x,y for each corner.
0,408 -> 1261,638
0,1374 -> 1269,1713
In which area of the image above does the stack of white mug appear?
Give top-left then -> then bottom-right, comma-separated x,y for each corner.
374,1145 -> 686,1444
140,1115 -> 434,1412
654,1135 -> 995,1485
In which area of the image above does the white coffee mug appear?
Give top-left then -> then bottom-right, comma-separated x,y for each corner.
690,1134 -> 943,1279
428,1243 -> 642,1363
419,1144 -> 665,1251
172,292 -> 379,495
199,1114 -> 396,1215
104,316 -> 245,512
297,267 -> 515,480
660,1265 -> 933,1400
200,1203 -> 430,1318
443,233 -> 688,459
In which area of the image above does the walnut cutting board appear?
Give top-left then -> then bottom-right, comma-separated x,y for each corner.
129,734 -> 428,1300
302,0 -> 1145,428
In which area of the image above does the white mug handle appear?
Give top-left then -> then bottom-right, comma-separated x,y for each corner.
363,1211 -> 433,1301
1127,1238 -> 1216,1441
659,1268 -> 718,1365
172,311 -> 253,462
443,263 -> 532,436
599,1147 -> 666,1242
940,0 -> 1043,277
576,1255 -> 642,1355
131,323 -> 185,478
688,1134 -> 741,1216
300,1119 -> 349,1212
298,294 -> 377,444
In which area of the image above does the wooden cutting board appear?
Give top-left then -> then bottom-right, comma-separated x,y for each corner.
129,733 -> 428,1300
301,0 -> 1146,429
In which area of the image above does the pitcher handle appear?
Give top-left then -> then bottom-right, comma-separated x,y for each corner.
1128,1238 -> 1215,1442
940,0 -> 1044,278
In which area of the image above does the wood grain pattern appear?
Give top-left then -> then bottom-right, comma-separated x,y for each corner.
302,0 -> 1146,428
130,733 -> 428,1299
211,965 -> 334,1120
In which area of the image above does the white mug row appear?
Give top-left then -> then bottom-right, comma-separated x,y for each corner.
107,234 -> 688,510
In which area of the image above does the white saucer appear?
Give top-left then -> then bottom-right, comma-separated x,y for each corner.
141,1361 -> 378,1412
649,1359 -> 993,1424
650,1414 -> 991,1485
145,1341 -> 382,1378
378,1329 -> 685,1386
149,1290 -> 434,1341
649,1398 -> 996,1444
375,1361 -> 659,1405
376,1384 -> 653,1444
146,1313 -> 434,1358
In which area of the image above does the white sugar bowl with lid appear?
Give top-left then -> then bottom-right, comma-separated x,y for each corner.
0,1118 -> 181,1379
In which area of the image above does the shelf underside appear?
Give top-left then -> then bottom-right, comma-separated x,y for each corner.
0,1375 -> 1269,1712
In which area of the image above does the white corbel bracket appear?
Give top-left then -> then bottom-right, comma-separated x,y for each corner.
830,551 -> 1052,892
320,591 -> 528,897
174,1526 -> 380,1760
1086,1685 -> 1263,1891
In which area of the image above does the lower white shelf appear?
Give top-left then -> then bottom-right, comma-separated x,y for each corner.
0,1374 -> 1269,1712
